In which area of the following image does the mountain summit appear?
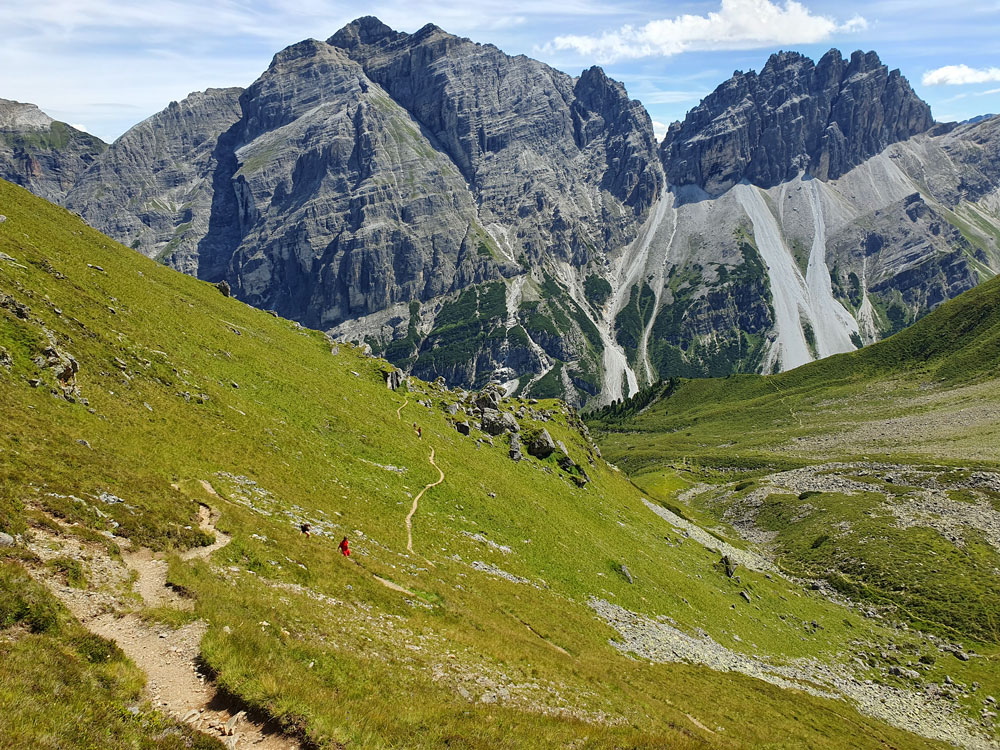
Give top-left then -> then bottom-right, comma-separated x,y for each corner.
662,49 -> 934,193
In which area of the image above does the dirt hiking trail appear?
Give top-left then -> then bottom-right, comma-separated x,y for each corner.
29,487 -> 301,750
405,447 -> 444,555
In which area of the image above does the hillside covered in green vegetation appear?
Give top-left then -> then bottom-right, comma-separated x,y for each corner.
1,178 -> 994,749
590,274 -> 1000,720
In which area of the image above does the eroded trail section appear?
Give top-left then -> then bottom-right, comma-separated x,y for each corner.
405,447 -> 444,555
30,493 -> 298,750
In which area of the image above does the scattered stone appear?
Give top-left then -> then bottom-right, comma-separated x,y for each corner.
455,420 -> 470,436
0,532 -> 14,547
223,711 -> 245,735
954,650 -> 970,662
76,439 -> 91,449
0,215 -> 6,223
0,347 -> 10,370
86,264 -> 105,272
215,280 -> 231,297
720,555 -> 737,578
739,590 -> 752,603
526,428 -> 555,459
619,564 -> 634,584
508,434 -> 522,462
445,402 -> 459,415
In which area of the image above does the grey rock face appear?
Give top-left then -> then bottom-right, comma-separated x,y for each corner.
382,367 -> 405,390
0,99 -> 106,203
662,50 -> 933,194
65,88 -> 244,277
329,17 -> 663,266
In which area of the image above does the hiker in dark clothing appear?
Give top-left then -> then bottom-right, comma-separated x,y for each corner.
339,537 -> 350,556
300,523 -> 311,538
417,426 -> 422,439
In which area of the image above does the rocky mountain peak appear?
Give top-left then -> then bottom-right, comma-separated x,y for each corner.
0,99 -> 106,204
661,48 -> 934,194
0,98 -> 55,130
327,16 -> 402,50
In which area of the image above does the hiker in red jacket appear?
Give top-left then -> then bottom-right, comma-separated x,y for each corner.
338,537 -> 350,556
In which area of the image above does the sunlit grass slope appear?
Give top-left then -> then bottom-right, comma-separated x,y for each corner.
0,178 -> 956,749
590,271 -> 1000,671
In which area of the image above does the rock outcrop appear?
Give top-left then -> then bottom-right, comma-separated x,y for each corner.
662,50 -> 934,194
0,99 -> 106,203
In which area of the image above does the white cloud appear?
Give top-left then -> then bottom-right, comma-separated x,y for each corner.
547,0 -> 867,63
922,64 -> 1000,86
651,120 -> 667,139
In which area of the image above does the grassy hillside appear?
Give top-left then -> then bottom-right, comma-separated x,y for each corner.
0,178 -> 982,748
590,276 -> 1000,681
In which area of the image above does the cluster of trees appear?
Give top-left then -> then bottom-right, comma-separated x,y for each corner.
588,377 -> 679,422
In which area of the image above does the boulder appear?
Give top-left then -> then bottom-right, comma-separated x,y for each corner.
508,434 -> 522,461
455,420 -> 470,436
482,409 -> 520,436
382,367 -> 405,390
474,385 -> 502,411
0,532 -> 14,547
526,428 -> 555,459
480,408 -> 503,435
215,280 -> 231,297
720,555 -> 737,578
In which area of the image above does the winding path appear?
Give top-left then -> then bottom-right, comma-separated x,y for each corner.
396,399 -> 408,420
405,448 -> 444,555
32,490 -> 299,750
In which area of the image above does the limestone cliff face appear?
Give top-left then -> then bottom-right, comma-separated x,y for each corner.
217,39 -> 504,328
661,50 -> 934,194
65,88 -> 243,276
328,17 -> 663,266
0,99 -> 106,203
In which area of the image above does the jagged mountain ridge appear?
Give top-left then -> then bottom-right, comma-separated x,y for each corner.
661,49 -> 934,194
7,22 -> 1000,405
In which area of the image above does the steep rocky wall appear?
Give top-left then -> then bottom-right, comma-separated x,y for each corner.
661,49 -> 933,194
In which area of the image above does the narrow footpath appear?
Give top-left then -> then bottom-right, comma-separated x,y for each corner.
29,491 -> 300,750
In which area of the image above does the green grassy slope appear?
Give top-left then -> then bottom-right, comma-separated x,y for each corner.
0,178 -> 965,749
590,276 -> 1000,678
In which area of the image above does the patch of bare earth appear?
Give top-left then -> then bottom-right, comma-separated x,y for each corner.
26,490 -> 300,750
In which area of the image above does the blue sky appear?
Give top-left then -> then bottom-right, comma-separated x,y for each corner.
4,0 -> 999,143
